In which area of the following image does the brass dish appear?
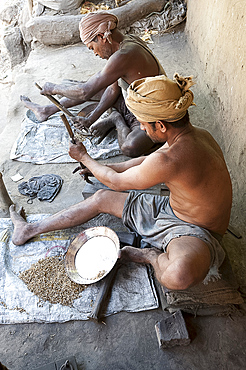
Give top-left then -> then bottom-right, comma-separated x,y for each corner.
65,226 -> 120,284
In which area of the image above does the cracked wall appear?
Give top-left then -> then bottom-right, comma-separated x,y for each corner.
185,0 -> 246,238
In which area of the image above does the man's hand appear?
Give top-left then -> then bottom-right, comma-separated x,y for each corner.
78,166 -> 93,178
68,139 -> 87,162
72,116 -> 92,132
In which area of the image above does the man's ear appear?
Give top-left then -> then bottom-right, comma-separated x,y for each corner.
156,120 -> 167,133
98,34 -> 106,43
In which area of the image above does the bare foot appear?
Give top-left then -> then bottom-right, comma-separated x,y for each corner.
20,95 -> 50,122
9,204 -> 34,245
89,111 -> 120,137
119,246 -> 162,264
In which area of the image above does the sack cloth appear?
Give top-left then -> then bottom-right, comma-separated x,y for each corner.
18,174 -> 63,203
10,110 -> 121,164
158,249 -> 244,316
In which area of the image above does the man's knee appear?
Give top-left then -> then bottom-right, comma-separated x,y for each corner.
92,189 -> 111,207
159,258 -> 209,290
121,141 -> 143,158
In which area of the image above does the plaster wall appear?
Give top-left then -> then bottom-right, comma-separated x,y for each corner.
185,0 -> 246,238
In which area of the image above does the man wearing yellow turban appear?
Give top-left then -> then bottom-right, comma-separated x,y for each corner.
21,11 -> 166,157
11,74 -> 232,291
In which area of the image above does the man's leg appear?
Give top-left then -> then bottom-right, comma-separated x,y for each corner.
120,236 -> 211,290
90,110 -> 158,157
118,124 -> 160,158
20,96 -> 83,122
10,190 -> 128,246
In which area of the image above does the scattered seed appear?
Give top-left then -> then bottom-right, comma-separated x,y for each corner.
19,256 -> 87,307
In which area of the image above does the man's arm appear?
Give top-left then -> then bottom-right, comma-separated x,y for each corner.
40,71 -> 104,102
40,50 -> 129,101
72,82 -> 121,129
106,157 -> 146,172
69,141 -> 167,191
86,82 -> 121,123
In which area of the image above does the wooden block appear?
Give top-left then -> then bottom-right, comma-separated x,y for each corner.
117,231 -> 141,247
227,224 -> 242,239
0,362 -> 9,370
155,310 -> 190,349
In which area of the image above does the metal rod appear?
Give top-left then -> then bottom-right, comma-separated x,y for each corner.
60,114 -> 93,185
35,82 -> 92,136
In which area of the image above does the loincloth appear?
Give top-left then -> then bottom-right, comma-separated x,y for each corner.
122,191 -> 226,283
114,94 -> 140,130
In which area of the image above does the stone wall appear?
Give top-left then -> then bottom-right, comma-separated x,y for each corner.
185,0 -> 246,238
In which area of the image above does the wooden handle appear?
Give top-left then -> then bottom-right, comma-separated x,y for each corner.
60,113 -> 75,142
87,261 -> 121,323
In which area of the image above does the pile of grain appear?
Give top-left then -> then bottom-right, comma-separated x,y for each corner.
19,256 -> 86,306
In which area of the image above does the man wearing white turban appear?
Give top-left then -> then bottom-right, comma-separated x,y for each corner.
21,11 -> 166,157
11,75 -> 232,290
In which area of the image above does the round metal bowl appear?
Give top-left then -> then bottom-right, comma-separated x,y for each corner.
65,226 -> 120,284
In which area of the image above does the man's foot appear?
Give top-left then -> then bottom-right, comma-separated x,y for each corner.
90,111 -> 120,137
119,246 -> 162,264
9,204 -> 34,246
20,95 -> 49,122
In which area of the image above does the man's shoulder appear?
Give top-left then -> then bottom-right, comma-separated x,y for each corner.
107,41 -> 137,68
117,34 -> 147,55
148,146 -> 173,163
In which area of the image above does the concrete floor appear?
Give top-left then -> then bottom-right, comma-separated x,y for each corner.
0,23 -> 246,370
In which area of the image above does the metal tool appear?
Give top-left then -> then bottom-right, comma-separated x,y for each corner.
34,82 -> 92,136
60,113 -> 93,184
59,360 -> 74,370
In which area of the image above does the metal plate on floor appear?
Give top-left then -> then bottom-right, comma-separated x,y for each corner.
65,226 -> 120,284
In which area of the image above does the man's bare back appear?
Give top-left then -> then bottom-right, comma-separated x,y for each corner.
153,125 -> 232,234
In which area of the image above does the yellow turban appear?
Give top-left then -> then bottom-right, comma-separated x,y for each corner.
79,11 -> 118,45
126,74 -> 195,123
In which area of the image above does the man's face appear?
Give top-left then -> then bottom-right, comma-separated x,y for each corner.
139,121 -> 166,143
86,36 -> 112,60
